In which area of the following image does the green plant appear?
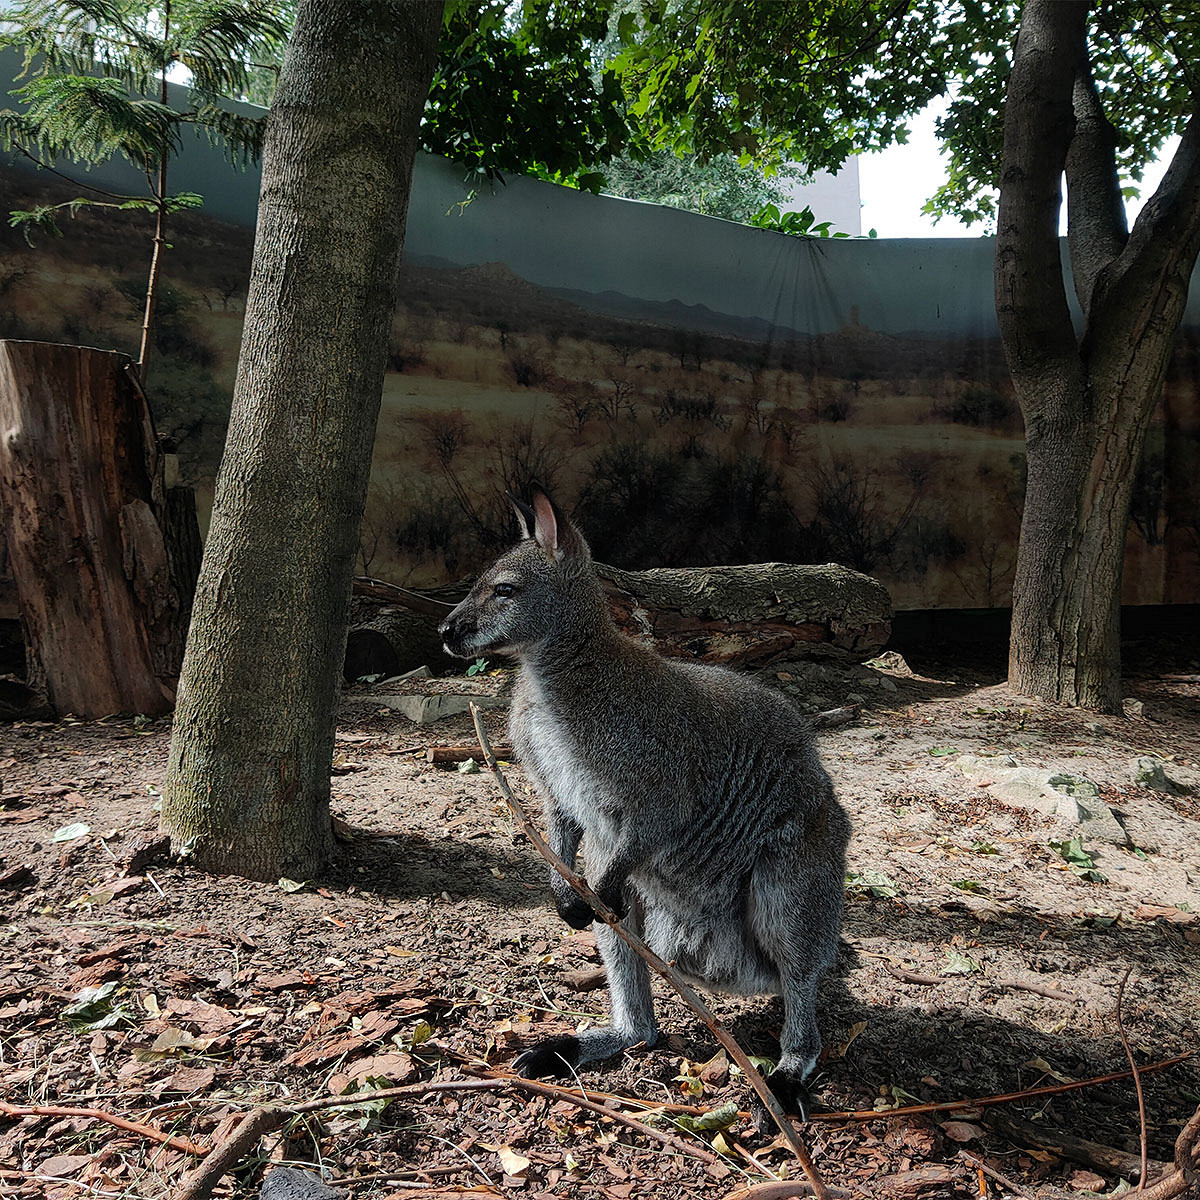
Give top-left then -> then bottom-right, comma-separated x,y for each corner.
0,0 -> 288,380
750,201 -> 876,239
466,657 -> 489,677
1049,836 -> 1106,882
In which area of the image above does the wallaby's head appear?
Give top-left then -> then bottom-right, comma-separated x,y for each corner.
439,487 -> 603,660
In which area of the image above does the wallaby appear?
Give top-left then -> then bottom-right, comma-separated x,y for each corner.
439,488 -> 851,1126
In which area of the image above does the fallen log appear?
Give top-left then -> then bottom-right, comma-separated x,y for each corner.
350,560 -> 890,672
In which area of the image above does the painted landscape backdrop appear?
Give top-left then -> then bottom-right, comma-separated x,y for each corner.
3,159 -> 1199,613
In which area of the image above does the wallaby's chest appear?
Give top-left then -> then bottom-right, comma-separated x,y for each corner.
512,678 -> 620,847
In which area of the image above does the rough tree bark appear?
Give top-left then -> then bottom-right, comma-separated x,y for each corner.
161,0 -> 443,881
0,341 -> 199,717
998,0 -> 1200,711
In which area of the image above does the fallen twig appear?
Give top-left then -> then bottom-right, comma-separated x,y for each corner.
960,1151 -> 1037,1200
722,1182 -> 852,1200
171,1071 -> 727,1200
807,1052 -> 1192,1123
470,704 -> 836,1200
983,1110 -> 1166,1181
884,963 -> 941,987
1115,967 -> 1150,1191
810,705 -> 862,731
427,744 -> 515,766
175,1106 -> 287,1200
0,1098 -> 207,1157
987,977 -> 1075,1002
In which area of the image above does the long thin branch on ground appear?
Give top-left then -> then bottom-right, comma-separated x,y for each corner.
0,1098 -> 208,1157
171,1073 -> 723,1200
470,705 -> 835,1200
1115,967 -> 1150,1191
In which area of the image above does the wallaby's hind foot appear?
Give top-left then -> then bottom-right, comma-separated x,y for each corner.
512,1034 -> 582,1079
751,1067 -> 813,1134
512,1025 -> 657,1080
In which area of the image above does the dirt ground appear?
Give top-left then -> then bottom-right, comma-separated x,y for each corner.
2,634 -> 1199,1200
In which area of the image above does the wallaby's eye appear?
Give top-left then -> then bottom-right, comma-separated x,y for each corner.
493,582 -> 517,598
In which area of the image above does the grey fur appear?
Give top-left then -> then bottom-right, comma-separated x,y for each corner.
439,489 -> 851,1123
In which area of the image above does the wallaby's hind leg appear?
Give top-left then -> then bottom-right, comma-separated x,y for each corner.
512,899 -> 659,1079
748,848 -> 844,1130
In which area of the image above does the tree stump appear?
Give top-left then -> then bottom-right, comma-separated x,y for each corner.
0,340 -> 201,717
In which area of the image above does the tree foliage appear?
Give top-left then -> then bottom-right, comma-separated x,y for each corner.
0,0 -> 288,375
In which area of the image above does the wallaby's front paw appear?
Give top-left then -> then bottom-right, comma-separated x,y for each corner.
594,885 -> 627,921
750,1069 -> 812,1135
512,1035 -> 582,1079
556,895 -> 596,929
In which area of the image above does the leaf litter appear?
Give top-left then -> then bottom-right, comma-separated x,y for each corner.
1,645 -> 1199,1198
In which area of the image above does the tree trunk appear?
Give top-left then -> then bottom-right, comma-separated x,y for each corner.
0,340 -> 197,717
161,0 -> 443,882
998,0 -> 1200,712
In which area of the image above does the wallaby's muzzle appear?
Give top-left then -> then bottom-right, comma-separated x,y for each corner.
438,603 -> 478,658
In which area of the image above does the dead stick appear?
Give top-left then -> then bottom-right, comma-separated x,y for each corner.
469,1053 -> 1190,1127
959,1152 -> 1037,1200
174,1106 -> 287,1200
1116,967 -> 1150,1192
723,1183 -> 852,1200
1137,1102 -> 1200,1200
495,1074 -> 722,1166
884,963 -> 941,986
470,705 -> 835,1200
0,1099 -> 207,1157
808,1052 -> 1192,1123
983,1110 -> 1165,1180
989,977 -> 1075,1002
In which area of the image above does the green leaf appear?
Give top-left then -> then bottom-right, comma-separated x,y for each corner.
672,1099 -> 740,1133
846,869 -> 900,899
928,746 -> 958,757
50,822 -> 91,843
1049,837 -> 1106,882
942,948 -> 980,976
62,981 -> 133,1031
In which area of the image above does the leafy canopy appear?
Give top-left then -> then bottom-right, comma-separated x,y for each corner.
0,0 -> 289,233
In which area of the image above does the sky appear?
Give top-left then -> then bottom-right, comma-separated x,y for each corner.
857,100 -> 1180,239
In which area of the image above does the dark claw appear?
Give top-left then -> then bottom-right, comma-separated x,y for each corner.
751,1070 -> 812,1136
512,1035 -> 582,1079
557,896 -> 596,930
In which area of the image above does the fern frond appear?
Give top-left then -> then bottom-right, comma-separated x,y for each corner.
10,74 -> 179,167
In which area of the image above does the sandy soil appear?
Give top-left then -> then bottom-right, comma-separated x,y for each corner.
1,643 -> 1198,1200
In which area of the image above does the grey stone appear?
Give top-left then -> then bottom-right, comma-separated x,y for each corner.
955,756 -> 1128,844
376,692 -> 506,725
1130,755 -> 1194,796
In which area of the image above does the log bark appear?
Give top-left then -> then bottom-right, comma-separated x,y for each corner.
352,560 -> 891,669
161,0 -> 444,882
597,561 -> 891,663
0,341 -> 198,717
344,605 -> 455,681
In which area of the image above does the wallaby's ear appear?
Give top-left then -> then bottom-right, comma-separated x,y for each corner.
529,485 -> 582,560
507,492 -> 536,541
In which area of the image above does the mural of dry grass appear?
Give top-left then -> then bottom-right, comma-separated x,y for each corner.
4,168 -> 1198,610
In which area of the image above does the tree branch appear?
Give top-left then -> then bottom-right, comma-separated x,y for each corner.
994,0 -> 1087,415
1065,63 -> 1128,313
1087,98 -> 1200,362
